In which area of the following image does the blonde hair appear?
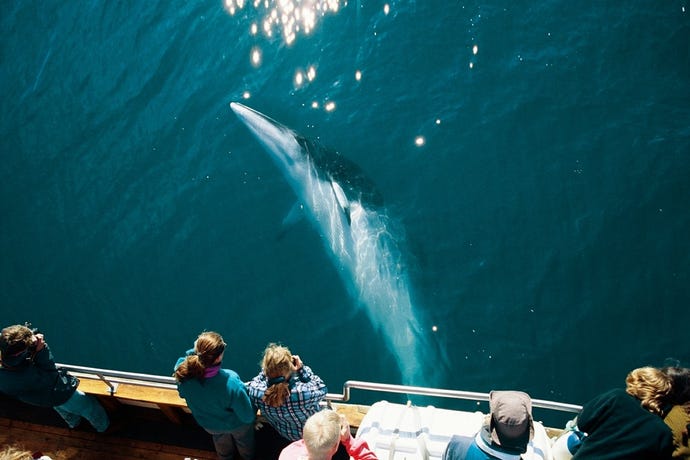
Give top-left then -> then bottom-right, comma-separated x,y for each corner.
261,343 -> 294,407
626,366 -> 672,417
0,445 -> 34,460
302,410 -> 341,460
174,331 -> 226,382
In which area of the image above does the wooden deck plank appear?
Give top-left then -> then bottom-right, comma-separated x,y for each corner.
1,417 -> 216,460
77,377 -> 187,407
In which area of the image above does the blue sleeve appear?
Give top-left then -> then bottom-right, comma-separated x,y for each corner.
228,376 -> 256,424
442,435 -> 474,460
295,366 -> 328,402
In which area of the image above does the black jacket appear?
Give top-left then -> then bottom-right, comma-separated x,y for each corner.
0,343 -> 77,407
573,388 -> 673,460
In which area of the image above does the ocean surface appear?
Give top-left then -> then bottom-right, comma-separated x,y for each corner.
2,0 -> 689,419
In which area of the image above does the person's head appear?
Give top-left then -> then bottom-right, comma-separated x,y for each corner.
302,409 -> 342,460
0,445 -> 35,460
484,390 -> 534,454
0,324 -> 35,368
174,331 -> 226,382
261,343 -> 295,407
661,366 -> 690,405
625,366 -> 672,417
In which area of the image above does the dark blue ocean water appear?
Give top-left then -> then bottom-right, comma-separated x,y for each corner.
2,0 -> 689,415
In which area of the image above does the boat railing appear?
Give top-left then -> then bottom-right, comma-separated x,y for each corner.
57,364 -> 582,414
329,380 -> 582,414
58,363 -> 179,395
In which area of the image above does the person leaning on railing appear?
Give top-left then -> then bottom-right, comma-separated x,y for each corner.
174,331 -> 256,460
570,367 -> 674,460
0,323 -> 110,433
247,343 -> 328,443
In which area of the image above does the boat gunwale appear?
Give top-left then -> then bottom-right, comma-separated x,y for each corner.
58,363 -> 583,414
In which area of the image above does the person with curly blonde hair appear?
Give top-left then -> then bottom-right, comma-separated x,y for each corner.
0,445 -> 53,460
247,343 -> 327,443
625,366 -> 672,417
174,331 -> 255,460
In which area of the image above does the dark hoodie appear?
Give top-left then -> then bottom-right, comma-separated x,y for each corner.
0,343 -> 77,407
573,388 -> 673,460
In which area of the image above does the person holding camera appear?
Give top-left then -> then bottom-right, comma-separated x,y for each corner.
247,343 -> 328,443
0,323 -> 110,432
279,409 -> 378,460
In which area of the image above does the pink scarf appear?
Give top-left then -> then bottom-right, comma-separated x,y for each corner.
204,364 -> 221,378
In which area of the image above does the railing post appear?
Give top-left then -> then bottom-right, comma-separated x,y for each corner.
95,373 -> 119,395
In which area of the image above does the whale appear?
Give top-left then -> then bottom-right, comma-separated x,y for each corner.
230,102 -> 437,385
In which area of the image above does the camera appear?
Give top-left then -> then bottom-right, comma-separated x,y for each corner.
24,322 -> 41,354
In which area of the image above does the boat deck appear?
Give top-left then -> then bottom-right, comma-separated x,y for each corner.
0,394 -> 300,460
1,366 -> 579,460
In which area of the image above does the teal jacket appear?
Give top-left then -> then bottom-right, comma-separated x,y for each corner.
0,344 -> 77,407
174,354 -> 255,432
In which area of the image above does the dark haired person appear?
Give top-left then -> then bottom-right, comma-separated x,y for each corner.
0,323 -> 109,432
661,366 -> 690,459
174,331 -> 255,460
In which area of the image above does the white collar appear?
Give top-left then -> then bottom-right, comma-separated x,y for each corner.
475,431 -> 522,460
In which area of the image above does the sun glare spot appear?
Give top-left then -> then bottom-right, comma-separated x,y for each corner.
250,47 -> 262,66
384,4 -> 390,15
355,70 -> 362,81
324,101 -> 336,112
311,101 -> 319,109
242,91 -> 251,99
415,136 -> 425,147
294,70 -> 304,87
472,44 -> 478,55
306,66 -> 316,81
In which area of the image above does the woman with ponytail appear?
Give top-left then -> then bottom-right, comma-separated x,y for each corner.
174,331 -> 255,460
247,343 -> 327,443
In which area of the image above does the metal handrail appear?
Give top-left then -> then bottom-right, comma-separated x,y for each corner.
58,363 -> 176,384
57,363 -> 178,395
57,364 -> 582,414
326,380 -> 583,414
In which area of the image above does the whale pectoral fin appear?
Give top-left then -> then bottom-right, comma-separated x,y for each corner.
277,202 -> 305,240
330,180 -> 351,226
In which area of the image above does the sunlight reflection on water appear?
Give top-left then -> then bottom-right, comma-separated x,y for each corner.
224,0 -> 342,46
224,0 -> 348,111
